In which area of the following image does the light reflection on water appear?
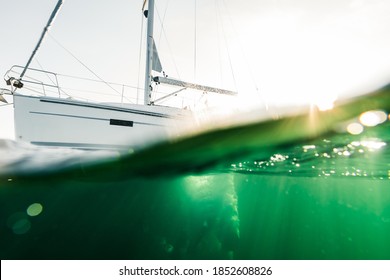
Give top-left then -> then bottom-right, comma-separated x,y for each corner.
230,137 -> 388,178
359,110 -> 388,127
230,110 -> 389,180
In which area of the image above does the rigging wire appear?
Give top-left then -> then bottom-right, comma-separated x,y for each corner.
157,0 -> 170,44
47,32 -> 128,101
137,11 -> 145,104
57,73 -> 141,90
17,66 -> 173,103
194,0 -> 197,82
154,7 -> 182,81
14,63 -> 145,104
22,82 -> 138,104
221,0 -> 262,97
22,85 -> 50,96
214,0 -> 223,87
216,1 -> 238,92
34,58 -> 72,98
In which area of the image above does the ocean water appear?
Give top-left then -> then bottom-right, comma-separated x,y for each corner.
0,85 -> 389,260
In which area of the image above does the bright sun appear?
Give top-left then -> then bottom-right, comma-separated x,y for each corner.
225,2 -> 390,112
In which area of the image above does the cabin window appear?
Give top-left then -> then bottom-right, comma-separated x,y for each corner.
109,119 -> 133,127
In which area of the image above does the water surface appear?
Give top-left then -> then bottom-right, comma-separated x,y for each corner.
1,86 -> 389,259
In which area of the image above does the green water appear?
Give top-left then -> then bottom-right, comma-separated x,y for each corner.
0,86 -> 390,260
1,157 -> 389,260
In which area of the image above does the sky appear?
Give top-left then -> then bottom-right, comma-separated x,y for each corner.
1,0 -> 390,139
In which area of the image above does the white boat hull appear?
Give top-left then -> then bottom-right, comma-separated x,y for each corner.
13,94 -> 192,150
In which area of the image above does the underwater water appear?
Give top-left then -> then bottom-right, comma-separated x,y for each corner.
0,86 -> 390,260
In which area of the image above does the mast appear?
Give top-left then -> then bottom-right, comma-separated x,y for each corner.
144,0 -> 155,105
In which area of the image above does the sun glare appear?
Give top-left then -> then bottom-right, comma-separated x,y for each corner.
313,97 -> 336,111
230,2 -> 390,112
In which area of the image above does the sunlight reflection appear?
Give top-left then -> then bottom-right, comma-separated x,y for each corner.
184,175 -> 240,259
270,154 -> 288,162
315,98 -> 335,111
347,122 -> 364,135
359,110 -> 388,127
360,140 -> 386,151
303,145 -> 316,152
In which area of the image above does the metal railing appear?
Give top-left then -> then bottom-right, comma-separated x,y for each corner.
3,65 -> 142,104
4,65 -> 61,97
3,65 -> 228,109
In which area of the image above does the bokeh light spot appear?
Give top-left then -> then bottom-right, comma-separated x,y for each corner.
359,110 -> 387,127
27,203 -> 43,217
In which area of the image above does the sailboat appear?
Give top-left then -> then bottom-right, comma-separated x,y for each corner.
2,0 -> 236,150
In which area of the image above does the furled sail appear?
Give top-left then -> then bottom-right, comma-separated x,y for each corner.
152,39 -> 162,73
